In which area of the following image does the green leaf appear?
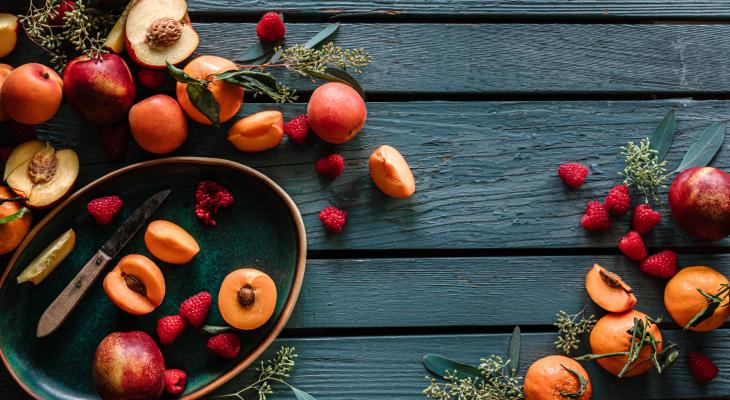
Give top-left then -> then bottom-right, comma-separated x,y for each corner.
166,61 -> 198,85
685,298 -> 721,329
0,207 -> 28,225
422,354 -> 480,380
289,386 -> 318,400
214,69 -> 245,81
649,110 -> 677,161
201,324 -> 232,335
306,67 -> 366,99
559,364 -> 589,398
186,83 -> 220,126
674,121 -> 726,173
304,23 -> 340,49
270,47 -> 284,64
508,326 -> 521,377
236,42 -> 275,62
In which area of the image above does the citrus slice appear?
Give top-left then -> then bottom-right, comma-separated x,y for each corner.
17,228 -> 76,285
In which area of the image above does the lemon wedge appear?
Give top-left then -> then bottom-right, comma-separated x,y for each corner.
17,229 -> 76,285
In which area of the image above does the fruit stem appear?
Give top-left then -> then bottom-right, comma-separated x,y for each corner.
0,197 -> 29,205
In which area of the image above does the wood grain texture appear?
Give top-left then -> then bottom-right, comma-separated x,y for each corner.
7,99 -> 727,250
8,23 -> 730,94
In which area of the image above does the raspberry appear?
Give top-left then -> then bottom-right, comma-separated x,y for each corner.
87,195 -> 124,226
194,180 -> 234,226
618,231 -> 647,261
319,206 -> 346,233
687,352 -> 719,385
604,184 -> 631,215
284,115 -> 310,144
163,369 -> 187,394
206,333 -> 241,358
557,163 -> 589,189
256,12 -> 286,42
99,122 -> 130,161
581,201 -> 610,231
315,154 -> 345,179
178,291 -> 211,327
639,250 -> 677,279
157,315 -> 186,345
632,204 -> 661,235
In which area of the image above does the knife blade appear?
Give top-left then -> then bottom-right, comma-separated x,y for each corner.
36,190 -> 170,338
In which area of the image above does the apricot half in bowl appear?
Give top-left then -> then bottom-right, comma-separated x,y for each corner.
219,268 -> 277,330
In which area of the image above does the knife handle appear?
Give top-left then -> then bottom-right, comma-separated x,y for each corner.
36,250 -> 112,338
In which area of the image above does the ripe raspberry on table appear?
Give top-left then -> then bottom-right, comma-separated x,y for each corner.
618,231 -> 647,261
87,195 -> 124,226
256,12 -> 286,42
557,163 -> 589,189
604,184 -> 631,215
157,315 -> 186,345
316,154 -> 345,179
207,333 -> 241,358
195,180 -> 234,226
320,206 -> 346,233
284,115 -> 310,144
163,369 -> 187,394
632,203 -> 661,234
687,352 -> 719,385
178,291 -> 212,327
581,201 -> 610,231
639,250 -> 677,279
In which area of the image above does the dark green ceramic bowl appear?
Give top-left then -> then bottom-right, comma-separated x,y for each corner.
0,158 -> 307,399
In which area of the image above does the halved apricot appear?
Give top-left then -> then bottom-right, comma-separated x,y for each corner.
585,264 -> 636,313
218,268 -> 277,330
103,254 -> 165,315
369,145 -> 416,198
144,220 -> 199,264
227,111 -> 284,152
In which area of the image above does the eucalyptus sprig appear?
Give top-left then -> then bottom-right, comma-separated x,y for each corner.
553,308 -> 596,355
20,0 -> 116,71
209,346 -> 318,400
619,138 -> 669,205
575,315 -> 679,378
684,284 -> 730,329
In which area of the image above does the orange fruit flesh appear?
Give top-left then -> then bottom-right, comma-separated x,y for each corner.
103,254 -> 165,315
144,220 -> 199,264
219,268 -> 277,330
664,266 -> 730,332
585,264 -> 636,313
369,145 -> 416,198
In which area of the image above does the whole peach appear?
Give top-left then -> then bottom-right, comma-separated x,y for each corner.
1,63 -> 62,125
307,82 -> 366,144
63,53 -> 136,125
129,94 -> 188,154
0,63 -> 14,122
93,331 -> 165,400
669,167 -> 730,241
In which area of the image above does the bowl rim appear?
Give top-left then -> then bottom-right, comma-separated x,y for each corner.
0,157 -> 308,400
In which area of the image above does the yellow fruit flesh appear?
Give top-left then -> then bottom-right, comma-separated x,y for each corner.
17,229 -> 76,285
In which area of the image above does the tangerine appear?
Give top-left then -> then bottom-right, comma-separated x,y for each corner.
664,266 -> 730,332
175,55 -> 243,125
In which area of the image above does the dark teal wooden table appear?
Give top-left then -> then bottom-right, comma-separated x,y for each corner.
2,1 -> 730,399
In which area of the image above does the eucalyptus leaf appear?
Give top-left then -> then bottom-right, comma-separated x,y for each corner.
649,110 -> 676,161
422,354 -> 480,380
201,324 -> 232,335
0,207 -> 29,225
236,42 -> 275,62
508,326 -> 521,377
306,68 -> 366,99
289,385 -> 318,400
304,23 -> 340,49
186,83 -> 220,126
270,47 -> 284,64
674,122 -> 726,173
166,62 -> 198,85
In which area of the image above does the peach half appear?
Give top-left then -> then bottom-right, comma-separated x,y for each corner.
227,111 -> 284,152
144,220 -> 199,264
585,264 -> 637,313
0,63 -> 13,122
103,254 -> 165,315
369,145 -> 416,198
0,14 -> 18,59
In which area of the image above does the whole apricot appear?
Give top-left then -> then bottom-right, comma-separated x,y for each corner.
0,63 -> 13,122
369,145 -> 416,198
144,220 -> 199,264
0,186 -> 32,255
103,254 -> 165,315
176,55 -> 243,125
585,264 -> 636,313
227,111 -> 284,152
218,268 -> 277,330
307,82 -> 366,144
1,63 -> 63,125
524,355 -> 592,400
664,266 -> 730,332
129,94 -> 188,154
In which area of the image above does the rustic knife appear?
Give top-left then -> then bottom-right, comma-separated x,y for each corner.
36,190 -> 170,338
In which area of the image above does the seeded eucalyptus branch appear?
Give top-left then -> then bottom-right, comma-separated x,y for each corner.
554,309 -> 596,355
619,138 -> 670,205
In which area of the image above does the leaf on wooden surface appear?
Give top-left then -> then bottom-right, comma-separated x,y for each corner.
304,23 -> 340,49
674,121 -> 726,173
236,42 -> 275,62
422,354 -> 480,380
0,207 -> 28,225
186,83 -> 220,127
508,326 -> 521,377
649,110 -> 676,160
289,385 -> 318,400
270,47 -> 284,64
306,67 -> 366,99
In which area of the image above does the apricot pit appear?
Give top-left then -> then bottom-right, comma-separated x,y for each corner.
103,254 -> 165,315
218,268 -> 277,330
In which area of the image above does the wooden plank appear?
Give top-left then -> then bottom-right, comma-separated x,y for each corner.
287,255 -> 730,329
12,99 -> 728,250
8,23 -> 730,94
5,1 -> 730,19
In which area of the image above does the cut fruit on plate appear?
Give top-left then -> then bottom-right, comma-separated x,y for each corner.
17,228 -> 76,285
124,0 -> 199,68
